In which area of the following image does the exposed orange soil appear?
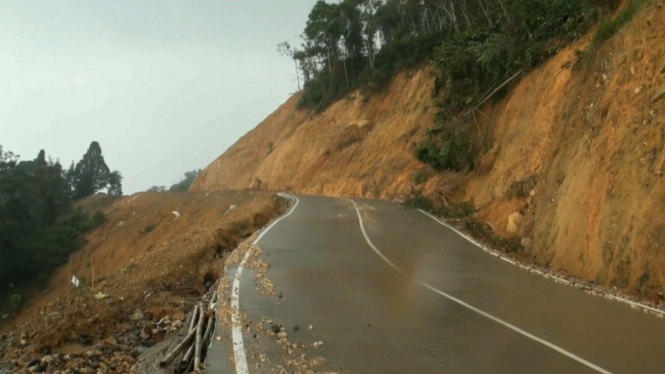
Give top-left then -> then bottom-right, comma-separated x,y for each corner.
192,3 -> 665,300
0,191 -> 286,371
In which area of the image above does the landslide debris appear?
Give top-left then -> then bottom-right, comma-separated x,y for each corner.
0,191 -> 286,373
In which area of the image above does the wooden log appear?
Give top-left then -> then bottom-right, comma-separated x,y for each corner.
159,328 -> 196,367
188,304 -> 199,333
181,344 -> 194,365
186,354 -> 194,373
202,312 -> 215,351
208,291 -> 217,310
177,344 -> 195,374
194,302 -> 204,370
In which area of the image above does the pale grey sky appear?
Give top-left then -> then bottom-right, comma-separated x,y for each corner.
0,1 -> 311,193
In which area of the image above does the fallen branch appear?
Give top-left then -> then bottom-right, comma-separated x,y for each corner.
208,291 -> 217,310
181,344 -> 195,367
465,69 -> 523,117
202,312 -> 215,350
188,304 -> 199,333
194,302 -> 205,370
165,285 -> 218,372
159,328 -> 196,367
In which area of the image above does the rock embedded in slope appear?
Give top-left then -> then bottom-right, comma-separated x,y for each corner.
506,212 -> 523,234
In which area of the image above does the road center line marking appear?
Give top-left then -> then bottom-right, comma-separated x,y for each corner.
231,193 -> 300,374
347,199 -> 613,374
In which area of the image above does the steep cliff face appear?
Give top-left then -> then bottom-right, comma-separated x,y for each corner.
193,3 -> 665,298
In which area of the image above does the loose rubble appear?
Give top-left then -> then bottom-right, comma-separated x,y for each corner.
213,232 -> 334,374
0,192 -> 287,374
0,296 -> 198,374
250,316 -> 330,374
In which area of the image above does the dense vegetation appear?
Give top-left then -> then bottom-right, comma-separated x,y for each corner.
282,0 -> 620,171
148,169 -> 203,193
0,142 -> 122,304
592,0 -> 648,49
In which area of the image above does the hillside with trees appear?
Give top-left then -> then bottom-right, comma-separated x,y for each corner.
281,0 -> 633,171
196,0 -> 665,298
0,141 -> 122,306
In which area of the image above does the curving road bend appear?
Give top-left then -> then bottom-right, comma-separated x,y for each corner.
209,194 -> 665,374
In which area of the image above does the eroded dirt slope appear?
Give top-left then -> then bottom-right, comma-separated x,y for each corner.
191,68 -> 435,198
0,191 -> 286,373
192,4 -> 665,300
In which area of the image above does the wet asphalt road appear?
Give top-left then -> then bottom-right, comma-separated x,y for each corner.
210,194 -> 665,374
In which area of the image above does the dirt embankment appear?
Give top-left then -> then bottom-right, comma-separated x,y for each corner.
192,3 -> 665,301
191,67 -> 434,198
0,191 -> 286,373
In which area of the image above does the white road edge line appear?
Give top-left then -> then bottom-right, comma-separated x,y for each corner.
417,209 -> 665,316
231,193 -> 300,374
347,199 -> 613,374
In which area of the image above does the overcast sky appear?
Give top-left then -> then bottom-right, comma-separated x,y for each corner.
0,1 -> 312,193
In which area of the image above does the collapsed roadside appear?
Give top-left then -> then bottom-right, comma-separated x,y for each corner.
0,191 -> 286,374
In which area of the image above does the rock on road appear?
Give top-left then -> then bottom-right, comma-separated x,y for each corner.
208,195 -> 665,374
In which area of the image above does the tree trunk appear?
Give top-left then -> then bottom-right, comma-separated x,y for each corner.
460,0 -> 472,29
369,46 -> 376,72
343,59 -> 349,87
294,59 -> 301,91
327,52 -> 332,75
435,8 -> 446,31
477,0 -> 494,27
496,0 -> 511,21
442,1 -> 460,34
423,7 -> 433,33
368,2 -> 377,72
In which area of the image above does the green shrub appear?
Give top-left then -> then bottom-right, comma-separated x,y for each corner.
593,0 -> 646,48
405,190 -> 476,219
457,202 -> 477,218
418,0 -> 603,172
413,172 -> 428,186
405,190 -> 434,212
286,0 -> 609,173
123,263 -> 138,272
90,211 -> 107,228
416,130 -> 474,173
